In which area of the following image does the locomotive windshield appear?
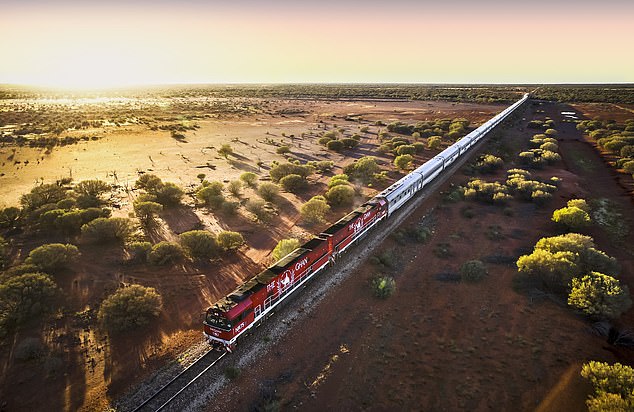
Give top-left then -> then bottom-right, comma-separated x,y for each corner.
205,311 -> 232,331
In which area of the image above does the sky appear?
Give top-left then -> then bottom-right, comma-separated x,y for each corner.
1,0 -> 633,88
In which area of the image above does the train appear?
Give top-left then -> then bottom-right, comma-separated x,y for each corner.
203,93 -> 529,351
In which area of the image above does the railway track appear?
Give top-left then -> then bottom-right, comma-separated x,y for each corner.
130,349 -> 227,412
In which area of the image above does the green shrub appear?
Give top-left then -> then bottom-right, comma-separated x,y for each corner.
307,160 -> 334,173
460,260 -> 488,282
218,144 -> 233,159
227,180 -> 242,197
568,272 -> 631,319
343,156 -> 380,183
20,183 -> 67,211
269,162 -> 313,182
475,154 -> 503,173
276,145 -> 291,155
279,174 -> 308,193
272,238 -> 300,261
325,185 -> 355,207
74,180 -> 110,207
221,201 -> 239,216
179,230 -> 218,259
0,273 -> 58,330
326,139 -> 344,152
328,174 -> 350,188
81,217 -> 135,243
153,182 -> 184,206
135,174 -> 163,192
246,199 -> 273,221
371,275 -> 396,298
127,241 -> 152,262
149,241 -> 186,265
133,200 -> 163,224
26,243 -> 79,272
98,285 -> 162,333
552,206 -> 591,231
197,185 -> 225,209
300,196 -> 331,225
216,231 -> 245,251
396,145 -> 416,156
427,136 -> 442,150
0,207 -> 21,229
581,361 -> 634,407
394,154 -> 414,171
257,182 -> 280,202
239,172 -> 258,187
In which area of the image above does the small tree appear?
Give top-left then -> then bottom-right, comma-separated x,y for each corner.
135,174 -> 163,192
218,144 -> 234,159
227,180 -> 242,197
272,238 -> 300,261
325,185 -> 355,207
276,145 -> 291,155
257,183 -> 280,202
328,174 -> 350,188
300,196 -> 331,225
74,180 -> 110,207
216,231 -> 245,251
279,174 -> 307,193
240,172 -> 258,188
20,183 -> 67,211
394,154 -> 414,171
81,217 -> 135,243
153,182 -> 184,206
552,206 -> 591,231
98,285 -> 162,333
134,200 -> 163,224
343,156 -> 380,182
0,273 -> 59,330
568,272 -> 631,319
26,243 -> 80,272
0,207 -> 21,229
197,184 -> 225,209
148,241 -> 186,265
127,241 -> 152,263
179,230 -> 218,259
396,145 -> 416,156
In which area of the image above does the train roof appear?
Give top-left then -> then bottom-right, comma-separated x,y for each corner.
321,210 -> 361,235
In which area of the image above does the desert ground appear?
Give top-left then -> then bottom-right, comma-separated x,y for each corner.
0,92 -> 508,411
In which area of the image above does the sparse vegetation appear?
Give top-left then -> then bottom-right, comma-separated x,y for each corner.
216,231 -> 245,251
460,260 -> 488,282
81,217 -> 135,243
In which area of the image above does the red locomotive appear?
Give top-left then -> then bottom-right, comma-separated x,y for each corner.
204,198 -> 387,351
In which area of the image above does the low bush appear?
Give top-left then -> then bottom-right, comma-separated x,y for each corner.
257,183 -> 280,202
149,241 -> 186,265
26,243 -> 80,272
127,241 -> 152,262
300,196 -> 331,225
179,230 -> 218,259
460,260 -> 488,282
81,217 -> 135,243
0,273 -> 59,333
216,231 -> 245,251
552,206 -> 591,231
394,154 -> 414,171
98,285 -> 162,333
246,199 -> 274,222
239,172 -> 258,187
568,272 -> 631,319
371,275 -> 396,298
279,174 -> 308,193
325,184 -> 355,207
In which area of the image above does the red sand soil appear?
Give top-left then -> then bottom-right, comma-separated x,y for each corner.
204,101 -> 634,411
0,98 -> 502,411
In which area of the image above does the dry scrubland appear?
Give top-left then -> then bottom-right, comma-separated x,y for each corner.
1,85 -> 633,411
0,85 -> 508,411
